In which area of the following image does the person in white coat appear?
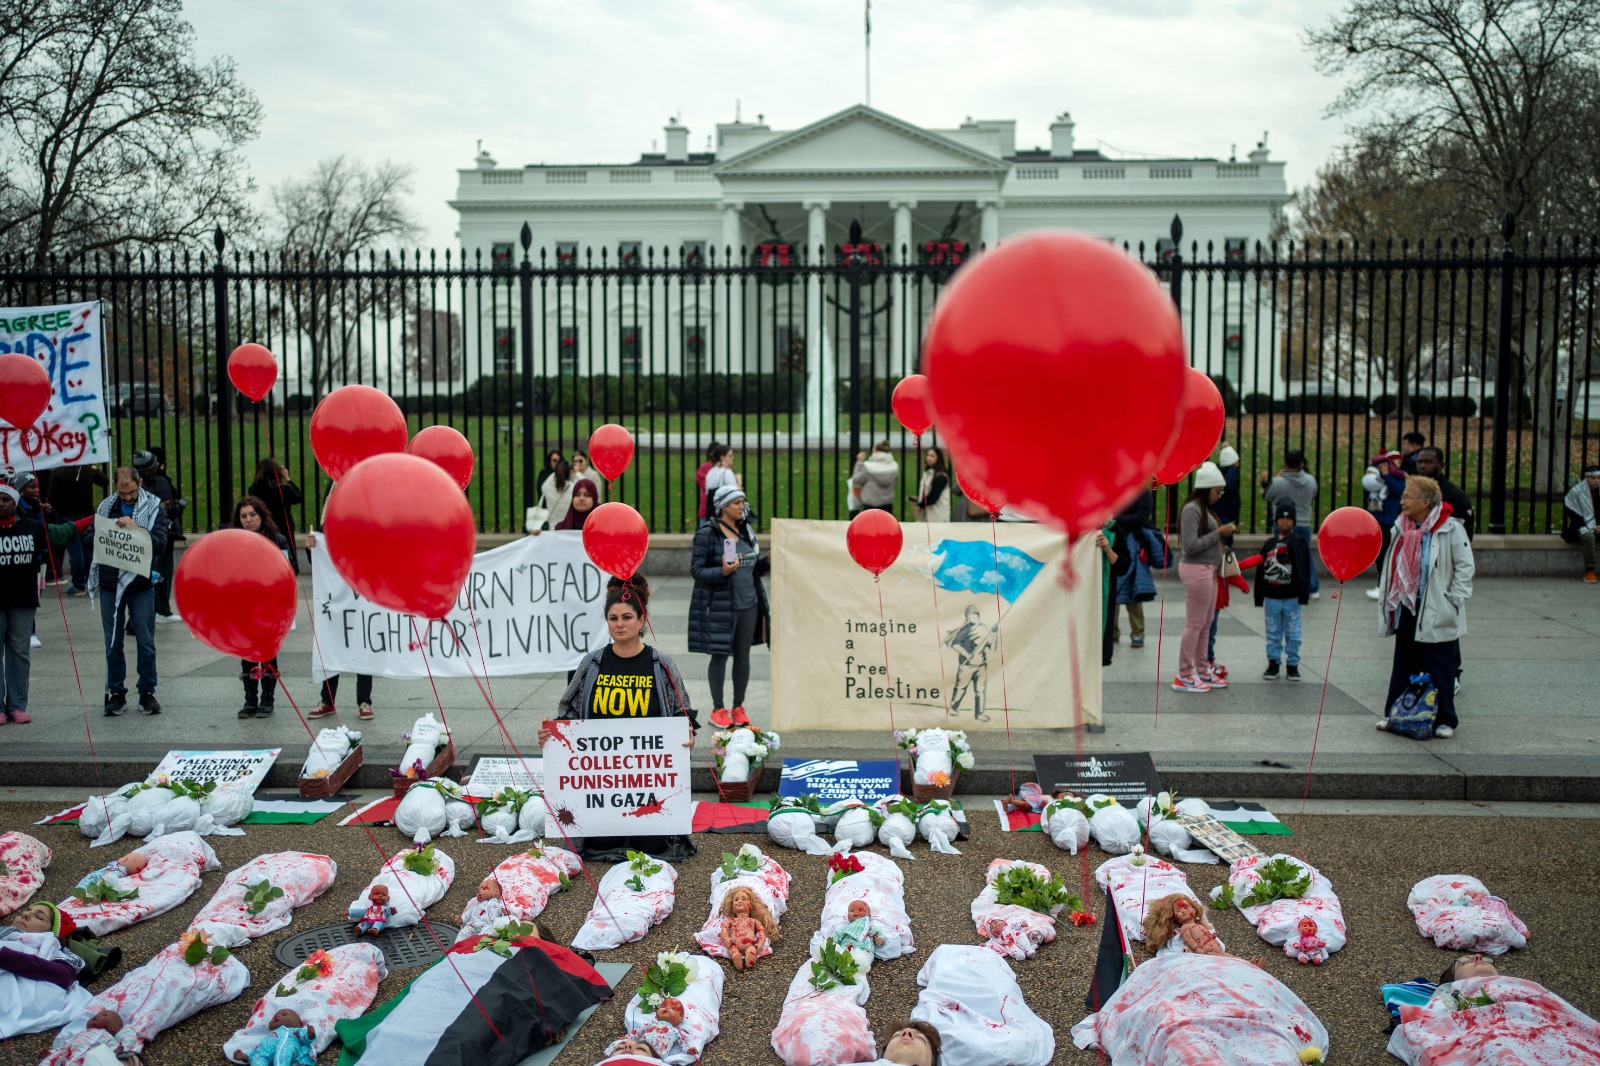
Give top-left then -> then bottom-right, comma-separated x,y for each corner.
1375,476 -> 1473,739
910,447 -> 950,523
852,442 -> 900,513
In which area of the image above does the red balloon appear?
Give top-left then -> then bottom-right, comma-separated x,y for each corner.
924,231 -> 1186,537
173,529 -> 297,660
891,374 -> 935,436
957,469 -> 1004,517
0,352 -> 51,429
588,423 -> 634,482
583,502 -> 650,580
309,385 -> 409,481
408,425 -> 475,491
847,508 -> 903,577
227,343 -> 278,403
323,453 -> 476,618
1155,369 -> 1227,485
1318,507 -> 1384,583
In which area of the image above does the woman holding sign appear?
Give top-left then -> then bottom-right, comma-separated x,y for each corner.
540,576 -> 699,862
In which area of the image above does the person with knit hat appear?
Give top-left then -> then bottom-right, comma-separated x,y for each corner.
689,485 -> 769,729
1254,500 -> 1313,680
1,485 -> 94,725
2,900 -> 93,1038
1174,462 -> 1236,694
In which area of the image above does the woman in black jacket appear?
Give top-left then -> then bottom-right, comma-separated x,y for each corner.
248,458 -> 304,574
690,485 -> 770,729
229,496 -> 291,718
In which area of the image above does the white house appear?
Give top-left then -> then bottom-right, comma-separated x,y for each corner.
450,104 -> 1290,419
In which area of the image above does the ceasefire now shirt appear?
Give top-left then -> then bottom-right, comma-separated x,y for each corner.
589,645 -> 664,719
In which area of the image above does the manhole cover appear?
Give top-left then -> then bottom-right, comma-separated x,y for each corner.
274,921 -> 460,971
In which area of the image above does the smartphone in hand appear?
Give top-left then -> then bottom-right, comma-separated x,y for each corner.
723,538 -> 739,566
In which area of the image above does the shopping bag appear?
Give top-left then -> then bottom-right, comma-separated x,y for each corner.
1386,672 -> 1438,740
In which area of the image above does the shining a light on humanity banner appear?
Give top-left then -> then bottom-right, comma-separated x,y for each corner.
770,520 -> 1100,730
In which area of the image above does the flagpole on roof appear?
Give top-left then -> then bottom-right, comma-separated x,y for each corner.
864,0 -> 871,105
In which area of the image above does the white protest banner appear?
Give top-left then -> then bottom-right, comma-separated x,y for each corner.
464,756 -> 544,799
93,514 -> 153,577
0,301 -> 110,470
541,717 -> 691,837
147,749 -> 280,795
310,531 -> 605,678
769,519 -> 1101,730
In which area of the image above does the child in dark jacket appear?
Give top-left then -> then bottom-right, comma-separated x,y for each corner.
1254,501 -> 1312,680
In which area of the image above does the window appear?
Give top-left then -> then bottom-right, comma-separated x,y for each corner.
493,326 -> 515,375
1223,328 -> 1245,384
620,325 -> 641,374
680,241 -> 706,267
491,242 -> 514,272
777,325 -> 805,374
617,241 -> 642,268
682,325 -> 707,372
1224,237 -> 1248,263
556,242 -> 578,269
558,326 -> 580,375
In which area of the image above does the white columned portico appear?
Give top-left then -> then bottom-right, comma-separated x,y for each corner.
719,200 -> 746,370
889,198 -> 917,375
803,200 -> 836,439
978,198 -> 1002,248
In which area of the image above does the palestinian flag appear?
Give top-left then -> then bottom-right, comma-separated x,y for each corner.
1206,801 -> 1291,836
336,935 -> 611,1066
37,792 -> 348,827
693,801 -> 769,834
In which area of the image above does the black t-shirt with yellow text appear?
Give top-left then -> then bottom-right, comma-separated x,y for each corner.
590,645 -> 664,719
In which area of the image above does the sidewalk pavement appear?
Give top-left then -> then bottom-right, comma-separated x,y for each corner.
8,572 -> 1597,800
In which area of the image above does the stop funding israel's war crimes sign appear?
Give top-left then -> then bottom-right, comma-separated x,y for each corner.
541,717 -> 691,837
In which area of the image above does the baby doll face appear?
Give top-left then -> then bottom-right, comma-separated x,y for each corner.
87,1010 -> 123,1033
119,852 -> 148,876
1172,898 -> 1196,924
1298,917 -> 1317,936
269,1008 -> 304,1031
368,885 -> 390,906
654,997 -> 684,1026
477,877 -> 501,902
731,890 -> 751,917
10,903 -> 51,933
847,900 -> 871,923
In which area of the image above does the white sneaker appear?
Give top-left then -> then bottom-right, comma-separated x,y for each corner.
1433,724 -> 1455,738
29,634 -> 42,648
1311,591 -> 1320,600
1171,674 -> 1211,693
1365,587 -> 1382,601
1375,717 -> 1389,731
155,613 -> 183,626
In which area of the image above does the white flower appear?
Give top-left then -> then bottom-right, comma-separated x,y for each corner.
750,744 -> 769,761
656,950 -> 689,970
1156,791 -> 1173,812
766,732 -> 781,750
646,992 -> 664,1008
956,751 -> 975,770
738,843 -> 762,861
949,730 -> 968,746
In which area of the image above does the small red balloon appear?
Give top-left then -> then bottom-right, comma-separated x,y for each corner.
1318,507 -> 1384,582
924,231 -> 1187,537
891,374 -> 935,436
957,469 -> 1004,518
588,423 -> 634,482
0,352 -> 51,429
583,502 -> 650,580
309,385 -> 409,482
409,425 -> 475,491
227,343 -> 278,403
1155,369 -> 1227,485
847,508 -> 903,577
173,529 -> 297,660
323,453 -> 476,618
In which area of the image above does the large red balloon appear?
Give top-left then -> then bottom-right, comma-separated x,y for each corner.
1318,507 -> 1384,583
173,529 -> 297,661
323,453 -> 476,619
1155,369 -> 1227,485
227,343 -> 278,403
588,423 -> 634,482
891,374 -> 935,436
583,502 -> 649,581
923,231 -> 1186,537
409,425 -> 475,491
957,469 -> 1004,518
309,385 -> 408,482
0,353 -> 51,429
846,508 -> 903,577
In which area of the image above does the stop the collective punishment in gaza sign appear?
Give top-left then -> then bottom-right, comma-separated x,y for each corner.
541,718 -> 691,837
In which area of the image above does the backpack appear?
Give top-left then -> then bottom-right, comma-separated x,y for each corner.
1386,673 -> 1438,740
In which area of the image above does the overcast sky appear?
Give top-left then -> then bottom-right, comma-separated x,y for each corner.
187,0 -> 1356,248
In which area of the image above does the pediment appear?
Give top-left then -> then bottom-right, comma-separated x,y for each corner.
714,105 -> 1009,176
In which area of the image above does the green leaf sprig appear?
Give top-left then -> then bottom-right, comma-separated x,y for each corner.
1238,858 -> 1312,909
770,793 -> 822,815
168,778 -> 218,802
402,844 -> 439,877
70,878 -> 140,905
474,919 -> 536,958
992,863 -> 1076,916
807,937 -> 860,991
243,879 -> 286,916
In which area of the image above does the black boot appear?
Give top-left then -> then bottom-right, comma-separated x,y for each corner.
239,671 -> 258,719
257,669 -> 276,717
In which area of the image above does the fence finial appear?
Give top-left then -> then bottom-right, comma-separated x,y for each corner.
520,222 -> 533,254
1169,214 -> 1183,243
213,226 -> 225,254
1500,212 -> 1515,242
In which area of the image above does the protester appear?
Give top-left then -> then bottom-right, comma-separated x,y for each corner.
1261,449 -> 1319,598
0,483 -> 46,725
91,466 -> 169,717
1098,519 -> 1131,668
910,447 -> 950,523
877,1021 -> 942,1066
48,464 -> 107,595
571,450 -> 604,494
535,448 -> 565,503
1254,501 -> 1312,681
1213,444 -> 1242,537
9,475 -> 51,651
1375,476 -> 1474,739
1362,450 -> 1408,601
248,458 -> 303,574
1110,488 -> 1160,650
554,480 -> 598,531
852,441 -> 900,514
131,451 -> 181,624
703,444 -> 738,517
535,459 -> 575,531
1175,462 -> 1235,693
694,442 -> 721,527
230,497 -> 289,719
1413,448 -> 1475,540
303,531 -> 375,721
542,575 -> 699,861
1561,465 -> 1600,583
1400,430 -> 1427,474
690,486 -> 769,729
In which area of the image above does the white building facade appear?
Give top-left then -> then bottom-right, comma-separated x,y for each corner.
450,105 -> 1290,413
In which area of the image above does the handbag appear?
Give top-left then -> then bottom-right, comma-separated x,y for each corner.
1221,548 -> 1242,579
1386,672 -> 1439,740
524,505 -> 549,533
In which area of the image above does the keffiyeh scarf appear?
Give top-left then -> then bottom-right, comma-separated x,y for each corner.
88,489 -> 163,607
1384,503 -> 1444,617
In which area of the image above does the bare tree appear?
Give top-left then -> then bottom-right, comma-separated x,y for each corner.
403,308 -> 464,384
268,156 -> 423,395
0,0 -> 260,262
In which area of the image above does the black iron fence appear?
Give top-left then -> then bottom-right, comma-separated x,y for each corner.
2,215 -> 1596,536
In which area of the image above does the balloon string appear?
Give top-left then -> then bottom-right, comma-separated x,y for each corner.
1059,546 -> 1096,945
874,578 -> 897,745
263,661 -> 335,799
639,605 -> 739,830
408,616 -> 455,740
921,503 -> 953,723
271,483 -> 334,702
1301,584 -> 1343,813
1153,487 -> 1172,738
987,516 -> 1015,797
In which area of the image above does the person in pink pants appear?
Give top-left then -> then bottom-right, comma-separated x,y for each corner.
1175,463 -> 1236,693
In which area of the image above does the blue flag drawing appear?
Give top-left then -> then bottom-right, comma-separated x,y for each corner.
931,539 -> 1045,604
